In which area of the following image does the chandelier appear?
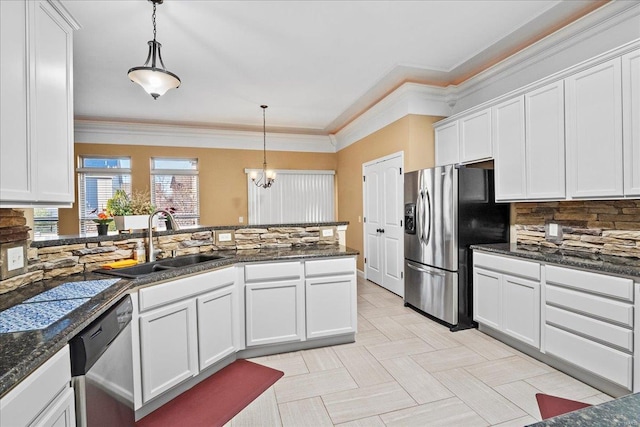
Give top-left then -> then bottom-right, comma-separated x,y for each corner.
250,105 -> 276,189
127,0 -> 181,99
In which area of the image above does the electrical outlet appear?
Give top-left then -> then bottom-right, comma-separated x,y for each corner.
7,247 -> 24,271
218,232 -> 232,242
548,223 -> 558,237
239,216 -> 244,223
322,228 -> 334,237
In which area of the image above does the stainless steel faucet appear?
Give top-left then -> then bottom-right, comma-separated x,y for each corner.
148,209 -> 180,262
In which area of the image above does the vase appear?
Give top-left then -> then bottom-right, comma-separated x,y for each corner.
97,223 -> 109,235
114,215 -> 152,232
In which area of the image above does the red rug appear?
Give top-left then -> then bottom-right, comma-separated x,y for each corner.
136,359 -> 284,427
535,393 -> 592,419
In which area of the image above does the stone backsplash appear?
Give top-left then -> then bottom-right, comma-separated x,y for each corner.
515,200 -> 640,257
0,225 -> 341,295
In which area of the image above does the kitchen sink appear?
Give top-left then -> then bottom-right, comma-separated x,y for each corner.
96,253 -> 227,279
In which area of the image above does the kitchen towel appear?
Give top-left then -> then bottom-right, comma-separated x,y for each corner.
135,359 -> 284,427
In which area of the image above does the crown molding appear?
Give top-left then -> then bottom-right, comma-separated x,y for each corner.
74,120 -> 336,153
333,83 -> 450,151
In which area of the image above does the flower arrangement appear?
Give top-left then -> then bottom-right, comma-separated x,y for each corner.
106,189 -> 155,216
93,210 -> 113,225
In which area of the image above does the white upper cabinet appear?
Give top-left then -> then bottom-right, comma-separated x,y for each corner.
566,57 -> 623,199
460,108 -> 492,164
525,81 -> 566,200
623,49 -> 640,196
435,121 -> 459,166
0,0 -> 78,207
493,96 -> 526,201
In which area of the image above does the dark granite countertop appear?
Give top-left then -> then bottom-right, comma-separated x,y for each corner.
0,245 -> 358,398
471,243 -> 640,279
527,393 -> 640,426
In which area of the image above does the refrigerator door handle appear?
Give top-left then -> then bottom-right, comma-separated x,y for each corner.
424,188 -> 432,245
416,191 -> 424,245
406,261 -> 445,277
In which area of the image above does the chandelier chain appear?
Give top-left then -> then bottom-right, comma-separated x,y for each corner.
152,3 -> 157,42
263,106 -> 267,166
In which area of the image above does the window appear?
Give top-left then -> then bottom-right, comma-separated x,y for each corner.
77,157 -> 132,234
247,170 -> 335,224
151,158 -> 199,227
33,208 -> 58,238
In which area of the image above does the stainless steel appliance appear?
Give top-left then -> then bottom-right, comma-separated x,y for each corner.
404,165 -> 509,330
70,295 -> 135,427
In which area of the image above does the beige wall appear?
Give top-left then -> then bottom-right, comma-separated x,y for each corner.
336,114 -> 442,270
59,143 -> 337,234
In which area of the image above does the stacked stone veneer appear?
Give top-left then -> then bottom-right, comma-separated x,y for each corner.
0,225 -> 339,294
515,200 -> 640,257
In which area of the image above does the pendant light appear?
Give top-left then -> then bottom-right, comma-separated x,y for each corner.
127,0 -> 181,99
250,105 -> 276,188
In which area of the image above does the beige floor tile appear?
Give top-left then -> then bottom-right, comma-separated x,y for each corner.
366,337 -> 434,361
335,415 -> 386,427
405,323 -> 462,349
279,397 -> 333,427
581,393 -> 614,405
368,316 -> 417,340
302,347 -> 344,372
251,353 -> 309,377
524,371 -> 602,401
358,304 -> 413,319
450,329 -> 515,360
229,386 -> 282,427
361,292 -> 402,308
357,300 -> 378,312
380,397 -> 489,427
356,315 -> 376,331
358,280 -> 388,294
433,368 -> 526,425
490,415 -> 539,427
412,345 -> 487,373
466,355 -> 551,387
274,368 -> 358,403
494,380 -> 544,420
322,382 -> 417,424
254,350 -> 301,361
333,345 -> 395,387
380,356 -> 454,404
390,312 -> 433,326
342,329 -> 391,348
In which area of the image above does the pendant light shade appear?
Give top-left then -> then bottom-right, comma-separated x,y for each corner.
127,0 -> 180,99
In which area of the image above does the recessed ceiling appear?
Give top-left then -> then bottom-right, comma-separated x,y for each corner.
66,0 -> 604,134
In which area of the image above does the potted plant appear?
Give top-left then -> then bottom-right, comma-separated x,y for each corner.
93,210 -> 113,235
106,189 -> 156,231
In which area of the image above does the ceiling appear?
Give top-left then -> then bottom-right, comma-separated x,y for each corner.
66,0 -> 604,135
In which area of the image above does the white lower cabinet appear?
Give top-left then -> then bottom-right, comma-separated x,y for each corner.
473,252 -> 541,348
0,346 -> 75,427
197,285 -> 237,371
245,279 -> 305,346
139,299 -> 199,403
306,274 -> 357,339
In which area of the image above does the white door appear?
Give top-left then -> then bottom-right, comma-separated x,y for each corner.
197,285 -> 237,371
566,57 -> 623,198
502,274 -> 540,348
363,153 -> 404,296
472,267 -> 502,330
139,299 -> 198,403
306,275 -> 357,339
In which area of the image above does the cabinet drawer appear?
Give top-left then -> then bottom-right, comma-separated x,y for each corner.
545,325 -> 632,389
473,252 -> 540,280
546,265 -> 633,301
245,261 -> 301,282
546,284 -> 633,327
139,267 -> 236,312
305,257 -> 355,277
545,305 -> 633,352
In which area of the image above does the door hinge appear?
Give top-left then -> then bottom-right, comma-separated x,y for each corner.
400,167 -> 402,175
363,176 -> 366,182
364,257 -> 367,264
401,271 -> 404,279
363,217 -> 366,223
400,220 -> 403,227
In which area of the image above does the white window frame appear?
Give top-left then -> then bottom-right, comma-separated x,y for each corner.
150,157 -> 200,227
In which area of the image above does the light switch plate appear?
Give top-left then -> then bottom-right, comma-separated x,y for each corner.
545,222 -> 563,243
218,233 -> 232,242
7,247 -> 24,271
322,229 -> 334,237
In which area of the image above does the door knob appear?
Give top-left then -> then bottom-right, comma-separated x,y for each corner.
380,229 -> 385,233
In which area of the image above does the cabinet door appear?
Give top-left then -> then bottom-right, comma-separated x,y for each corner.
566,58 -> 623,198
623,49 -> 640,196
245,279 -> 304,346
460,108 -> 492,164
31,1 -> 74,204
306,275 -> 357,339
31,386 -> 75,427
526,81 -> 566,199
493,96 -> 526,201
197,285 -> 237,371
139,299 -> 198,403
435,121 -> 459,166
0,0 -> 32,202
502,275 -> 540,348
473,267 -> 501,330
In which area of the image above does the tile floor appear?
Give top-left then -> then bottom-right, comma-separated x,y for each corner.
226,277 -> 612,426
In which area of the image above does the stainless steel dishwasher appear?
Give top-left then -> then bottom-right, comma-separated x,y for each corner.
69,295 -> 135,427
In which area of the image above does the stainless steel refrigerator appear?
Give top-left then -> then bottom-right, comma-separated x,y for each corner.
403,165 -> 509,331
